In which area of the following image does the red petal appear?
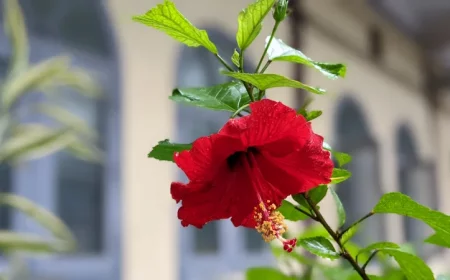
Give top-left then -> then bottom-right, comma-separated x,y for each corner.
174,136 -> 214,181
257,132 -> 333,194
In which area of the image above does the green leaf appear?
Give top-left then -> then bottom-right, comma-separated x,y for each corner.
148,139 -> 192,162
379,249 -> 434,280
358,242 -> 400,257
266,37 -> 346,79
340,224 -> 358,245
278,200 -> 309,221
329,187 -> 346,227
246,267 -> 294,280
373,192 -> 450,240
298,224 -> 330,239
425,232 -> 450,248
305,110 -> 322,121
170,81 -> 251,112
330,168 -> 351,184
221,72 -> 326,94
4,0 -> 29,75
0,193 -> 75,251
236,0 -> 276,51
333,151 -> 352,167
132,0 -> 217,54
0,126 -> 74,163
293,185 -> 328,210
297,236 -> 339,260
65,140 -> 104,163
232,49 -> 240,68
0,231 -> 59,253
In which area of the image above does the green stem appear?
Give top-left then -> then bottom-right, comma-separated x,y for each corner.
294,205 -> 317,220
255,21 -> 280,73
239,50 -> 245,72
362,250 -> 379,270
260,60 -> 272,74
303,194 -> 370,280
215,54 -> 234,72
339,211 -> 374,239
231,104 -> 250,118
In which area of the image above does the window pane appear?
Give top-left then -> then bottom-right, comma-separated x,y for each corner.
0,164 -> 12,230
193,222 -> 219,254
243,228 -> 265,252
56,92 -> 105,253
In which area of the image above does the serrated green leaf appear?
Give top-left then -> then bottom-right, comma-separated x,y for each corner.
148,139 -> 192,162
373,192 -> 450,240
278,200 -> 309,221
0,231 -> 59,253
170,81 -> 251,112
232,49 -> 240,68
132,0 -> 217,54
4,0 -> 29,75
221,72 -> 326,94
330,168 -> 351,184
236,0 -> 276,51
297,236 -> 339,260
0,126 -> 74,163
246,267 -> 294,280
266,37 -> 346,79
379,249 -> 434,280
425,232 -> 450,248
358,242 -> 400,257
340,224 -> 358,245
329,187 -> 346,227
0,193 -> 75,251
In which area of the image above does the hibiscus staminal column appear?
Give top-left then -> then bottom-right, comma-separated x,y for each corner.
253,200 -> 297,252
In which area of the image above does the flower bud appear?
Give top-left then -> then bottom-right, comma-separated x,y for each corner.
273,0 -> 289,22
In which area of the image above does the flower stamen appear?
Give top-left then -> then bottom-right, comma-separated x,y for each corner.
253,200 -> 297,253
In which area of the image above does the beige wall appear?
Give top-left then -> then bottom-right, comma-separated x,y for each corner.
105,0 -> 450,278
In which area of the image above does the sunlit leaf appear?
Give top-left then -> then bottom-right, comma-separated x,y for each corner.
246,267 -> 294,280
148,139 -> 192,162
232,49 -> 240,68
373,192 -> 450,240
222,72 -> 326,94
357,242 -> 400,257
236,0 -> 276,51
170,81 -> 251,112
297,236 -> 339,260
425,232 -> 450,248
329,187 -> 346,227
266,37 -> 346,79
379,249 -> 434,280
132,0 -> 217,54
340,224 -> 358,245
293,185 -> 327,210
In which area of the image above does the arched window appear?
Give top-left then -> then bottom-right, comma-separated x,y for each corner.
0,1 -> 121,279
334,97 -> 386,246
175,28 -> 273,280
396,124 -> 437,257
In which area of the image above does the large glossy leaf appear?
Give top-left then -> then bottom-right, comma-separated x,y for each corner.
266,37 -> 346,79
0,193 -> 75,250
330,168 -> 351,184
297,236 -> 339,260
278,200 -> 309,221
0,126 -> 74,163
329,187 -> 346,227
132,0 -> 217,54
222,72 -> 326,94
0,231 -> 58,253
357,241 -> 400,257
236,0 -> 276,51
1,56 -> 71,110
148,139 -> 192,162
246,267 -> 294,280
373,192 -> 450,240
425,232 -> 450,248
293,185 -> 328,210
170,81 -> 251,112
4,0 -> 28,75
379,249 -> 434,280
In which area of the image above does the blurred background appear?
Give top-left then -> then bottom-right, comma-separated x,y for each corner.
0,0 -> 450,279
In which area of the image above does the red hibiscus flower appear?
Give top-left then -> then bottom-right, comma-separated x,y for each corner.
171,99 -> 333,252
